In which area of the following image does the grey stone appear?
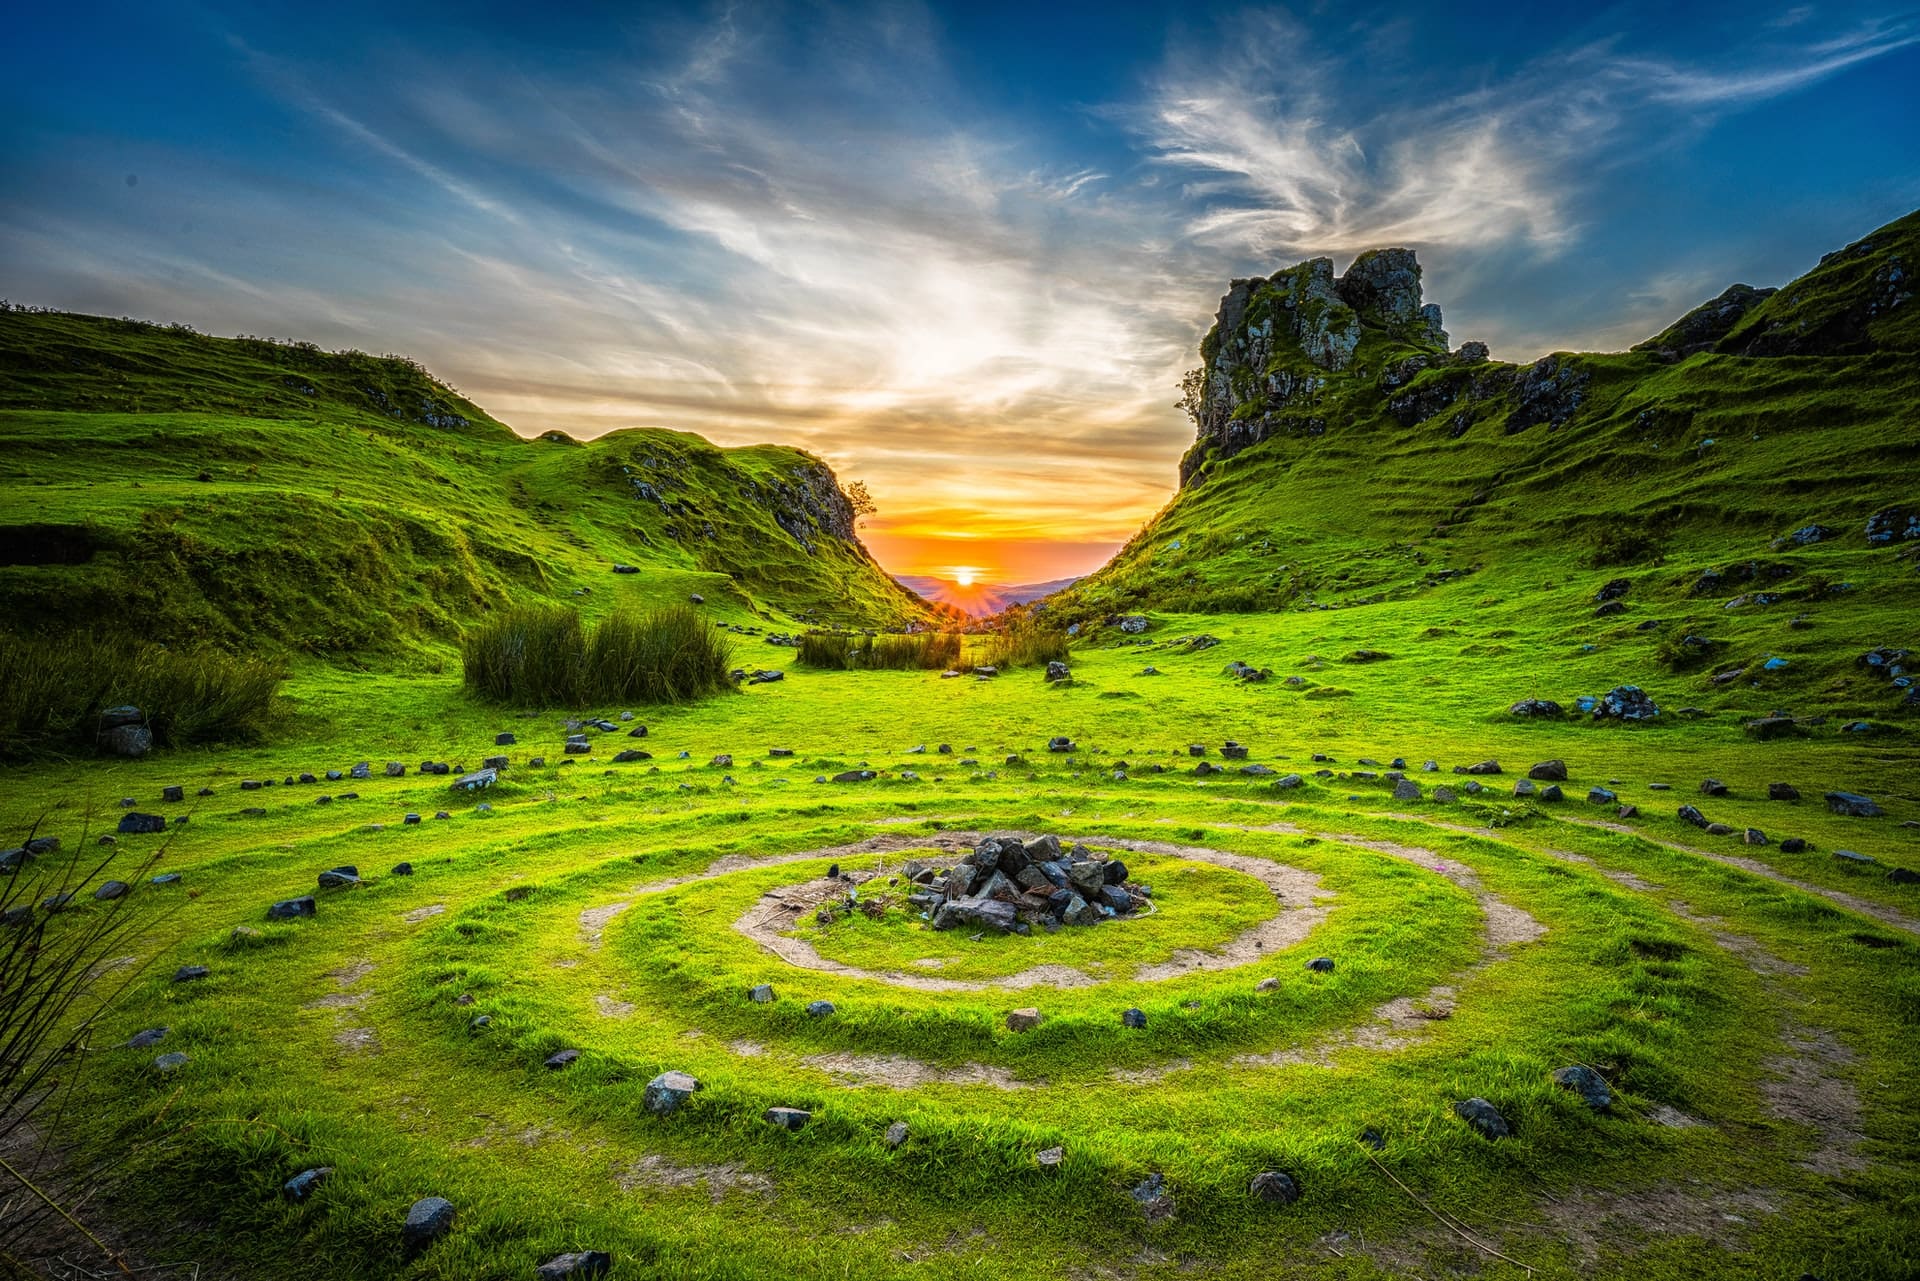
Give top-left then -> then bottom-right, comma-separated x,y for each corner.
267,896 -> 316,920
318,867 -> 360,889
173,965 -> 209,982
644,1070 -> 702,1115
884,1121 -> 910,1149
126,1027 -> 167,1048
763,1106 -> 810,1131
94,880 -> 130,900
536,1252 -> 611,1280
1825,791 -> 1885,817
1454,1097 -> 1511,1140
749,983 -> 775,1003
806,1000 -> 836,1017
153,1051 -> 189,1072
1249,1170 -> 1301,1205
1121,1007 -> 1147,1029
1529,760 -> 1568,782
1130,1171 -> 1175,1223
1552,1065 -> 1612,1110
283,1167 -> 331,1201
544,1048 -> 581,1070
1305,957 -> 1334,973
117,812 -> 166,835
403,1196 -> 455,1250
1006,1007 -> 1043,1032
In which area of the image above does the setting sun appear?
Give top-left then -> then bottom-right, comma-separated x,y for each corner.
953,567 -> 978,587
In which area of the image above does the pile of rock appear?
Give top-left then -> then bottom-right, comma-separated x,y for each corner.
898,835 -> 1145,934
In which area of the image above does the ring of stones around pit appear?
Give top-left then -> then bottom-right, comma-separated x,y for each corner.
409,826 -> 1540,1087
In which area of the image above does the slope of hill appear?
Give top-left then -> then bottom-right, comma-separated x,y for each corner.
1050,210 -> 1920,722
0,308 -> 930,653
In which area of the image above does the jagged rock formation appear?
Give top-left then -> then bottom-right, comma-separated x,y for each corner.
1185,248 -> 1486,484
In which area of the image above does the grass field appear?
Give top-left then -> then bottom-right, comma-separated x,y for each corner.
3,214 -> 1918,1278
3,583 -> 1917,1279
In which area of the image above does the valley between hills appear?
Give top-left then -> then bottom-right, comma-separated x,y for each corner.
0,209 -> 1917,1281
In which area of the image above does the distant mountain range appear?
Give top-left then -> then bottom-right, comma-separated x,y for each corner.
895,574 -> 1080,616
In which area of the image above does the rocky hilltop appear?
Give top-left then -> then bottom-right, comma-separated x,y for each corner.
1180,212 -> 1917,492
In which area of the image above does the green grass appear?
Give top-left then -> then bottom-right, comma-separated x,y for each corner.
794,631 -> 963,671
0,630 -> 285,760
461,603 -> 734,707
2,215 -> 1919,1278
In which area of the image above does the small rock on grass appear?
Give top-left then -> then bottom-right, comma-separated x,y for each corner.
1255,977 -> 1281,993
403,1196 -> 454,1250
1305,957 -> 1334,973
1130,1172 -> 1175,1223
1121,1008 -> 1147,1029
763,1107 -> 810,1131
1035,1146 -> 1065,1169
126,1027 -> 167,1049
1454,1097 -> 1511,1140
537,1253 -> 611,1280
1249,1170 -> 1301,1205
284,1167 -> 331,1201
1551,1065 -> 1612,1110
644,1071 -> 701,1115
1006,1007 -> 1043,1032
884,1122 -> 909,1149
173,965 -> 209,982
544,1049 -> 581,1070
1826,791 -> 1885,817
806,1000 -> 836,1017
152,1052 -> 189,1072
748,983 -> 775,1004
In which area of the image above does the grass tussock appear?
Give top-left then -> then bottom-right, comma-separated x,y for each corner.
462,604 -> 733,706
796,631 -> 963,671
982,622 -> 1070,669
0,632 -> 284,760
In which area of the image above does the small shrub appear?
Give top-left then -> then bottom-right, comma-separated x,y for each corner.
982,623 -> 1070,669
796,631 -> 961,671
1585,520 -> 1670,568
586,605 -> 734,703
462,604 -> 732,706
0,633 -> 284,761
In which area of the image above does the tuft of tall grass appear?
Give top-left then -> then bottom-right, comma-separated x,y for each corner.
0,632 -> 284,761
1,815 -> 170,1261
795,631 -> 962,671
460,605 -> 584,706
463,604 -> 733,706
982,622 -> 1070,669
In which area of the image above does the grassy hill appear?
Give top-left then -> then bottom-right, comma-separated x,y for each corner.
0,308 -> 929,656
1050,210 -> 1920,727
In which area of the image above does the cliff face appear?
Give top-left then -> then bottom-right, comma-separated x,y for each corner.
1185,248 -> 1465,484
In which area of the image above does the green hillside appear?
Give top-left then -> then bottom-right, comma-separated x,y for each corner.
1052,210 -> 1920,726
0,308 -> 929,655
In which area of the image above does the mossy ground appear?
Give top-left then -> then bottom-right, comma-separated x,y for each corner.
3,587 -> 1916,1280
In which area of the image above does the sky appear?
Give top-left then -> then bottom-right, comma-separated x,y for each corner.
3,3 -> 1917,585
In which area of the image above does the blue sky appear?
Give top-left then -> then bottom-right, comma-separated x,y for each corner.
3,1 -> 1917,579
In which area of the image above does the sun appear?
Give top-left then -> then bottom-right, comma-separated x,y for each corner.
954,568 -> 976,587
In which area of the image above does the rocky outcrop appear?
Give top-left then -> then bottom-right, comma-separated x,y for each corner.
1183,248 -> 1472,484
1632,283 -> 1776,361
